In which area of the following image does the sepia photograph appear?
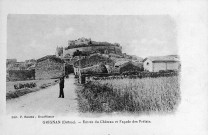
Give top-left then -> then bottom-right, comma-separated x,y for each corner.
6,15 -> 181,116
1,0 -> 208,135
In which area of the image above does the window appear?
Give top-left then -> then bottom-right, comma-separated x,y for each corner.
147,62 -> 149,65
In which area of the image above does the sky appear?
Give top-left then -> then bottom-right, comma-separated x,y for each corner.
7,15 -> 177,61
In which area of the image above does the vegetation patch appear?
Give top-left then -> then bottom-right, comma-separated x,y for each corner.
76,76 -> 181,114
14,82 -> 36,89
6,79 -> 58,100
6,88 -> 37,100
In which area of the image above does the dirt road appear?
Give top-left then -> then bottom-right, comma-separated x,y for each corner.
6,75 -> 79,116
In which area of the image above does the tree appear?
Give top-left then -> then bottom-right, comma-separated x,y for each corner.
73,50 -> 82,57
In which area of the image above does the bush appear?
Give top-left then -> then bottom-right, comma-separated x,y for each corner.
40,84 -> 47,89
14,82 -> 37,90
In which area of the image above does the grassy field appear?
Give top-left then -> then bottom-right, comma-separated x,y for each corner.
76,76 -> 181,114
6,79 -> 58,100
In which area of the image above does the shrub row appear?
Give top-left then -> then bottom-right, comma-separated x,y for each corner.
14,82 -> 37,90
88,70 -> 179,81
6,89 -> 34,100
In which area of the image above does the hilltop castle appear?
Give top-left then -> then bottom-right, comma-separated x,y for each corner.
55,37 -> 122,58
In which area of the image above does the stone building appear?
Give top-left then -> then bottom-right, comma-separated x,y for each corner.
7,62 -> 26,70
7,59 -> 37,71
143,56 -> 180,72
25,59 -> 36,64
73,54 -> 115,75
35,55 -> 65,79
114,60 -> 130,68
6,59 -> 17,67
25,59 -> 36,69
80,64 -> 108,74
55,46 -> 64,58
27,64 -> 36,70
113,61 -> 143,73
74,54 -> 115,68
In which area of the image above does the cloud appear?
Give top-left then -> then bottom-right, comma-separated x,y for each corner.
44,27 -> 74,39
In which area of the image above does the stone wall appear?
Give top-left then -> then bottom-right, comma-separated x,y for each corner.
153,62 -> 180,72
153,62 -> 167,72
144,60 -> 180,72
35,59 -> 64,80
166,62 -> 180,70
63,45 -> 122,57
7,70 -> 35,81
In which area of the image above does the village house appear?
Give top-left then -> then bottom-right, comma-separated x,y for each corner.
25,59 -> 36,64
27,64 -> 36,70
6,59 -> 17,68
35,55 -> 65,79
24,59 -> 36,69
73,54 -> 115,75
55,46 -> 64,58
7,62 -> 26,70
80,64 -> 108,74
7,59 -> 37,71
113,61 -> 143,74
6,59 -> 37,81
143,56 -> 180,72
114,60 -> 129,68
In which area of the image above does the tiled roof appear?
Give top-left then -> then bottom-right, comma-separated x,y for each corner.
27,64 -> 36,70
37,55 -> 64,63
144,56 -> 180,62
115,60 -> 130,66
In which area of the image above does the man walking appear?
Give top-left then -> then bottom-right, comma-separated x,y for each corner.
58,76 -> 65,98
